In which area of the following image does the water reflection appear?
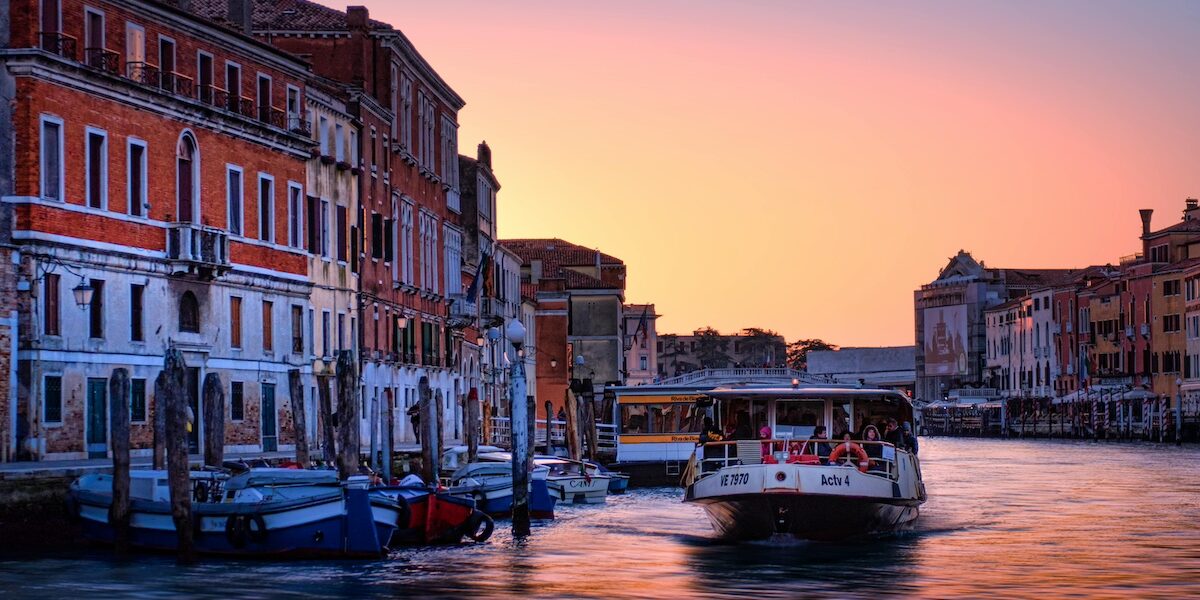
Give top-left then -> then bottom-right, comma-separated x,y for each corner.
2,439 -> 1200,598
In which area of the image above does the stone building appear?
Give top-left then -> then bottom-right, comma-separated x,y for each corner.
656,328 -> 786,377
3,0 -> 315,460
622,303 -> 658,386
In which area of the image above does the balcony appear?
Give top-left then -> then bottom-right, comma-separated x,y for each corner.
125,61 -> 160,87
447,294 -> 477,329
1066,321 -> 1073,333
289,113 -> 311,136
198,84 -> 229,109
84,47 -> 119,75
166,223 -> 230,278
1125,326 -> 1135,339
158,71 -> 194,97
39,32 -> 78,60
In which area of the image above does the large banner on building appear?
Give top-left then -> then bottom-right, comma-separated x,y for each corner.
924,305 -> 968,376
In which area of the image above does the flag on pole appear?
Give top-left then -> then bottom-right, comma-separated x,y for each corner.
632,305 -> 650,344
465,250 -> 491,303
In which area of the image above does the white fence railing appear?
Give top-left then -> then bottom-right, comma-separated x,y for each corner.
488,417 -> 617,453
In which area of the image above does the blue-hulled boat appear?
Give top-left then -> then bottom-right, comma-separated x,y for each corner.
447,459 -> 557,519
69,469 -> 398,558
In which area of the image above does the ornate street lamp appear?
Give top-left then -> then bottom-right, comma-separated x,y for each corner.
72,280 -> 94,309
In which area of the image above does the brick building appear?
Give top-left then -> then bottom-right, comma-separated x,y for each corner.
195,1 -> 472,448
3,0 -> 315,460
502,239 -> 627,415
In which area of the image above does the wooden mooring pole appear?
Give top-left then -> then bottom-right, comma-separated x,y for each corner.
466,388 -> 480,463
335,350 -> 360,480
152,372 -> 167,469
202,373 -> 224,467
108,368 -> 131,555
383,388 -> 394,482
509,340 -> 531,537
419,377 -> 437,483
318,374 -> 335,465
288,369 -> 309,467
162,349 -> 194,563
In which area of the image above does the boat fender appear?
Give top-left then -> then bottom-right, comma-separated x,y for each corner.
466,511 -> 494,543
828,443 -> 869,473
245,514 -> 268,543
193,481 -> 210,503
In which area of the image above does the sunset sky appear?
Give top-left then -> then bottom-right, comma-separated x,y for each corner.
326,0 -> 1200,347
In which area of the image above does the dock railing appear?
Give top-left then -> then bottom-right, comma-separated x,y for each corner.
487,417 -> 617,454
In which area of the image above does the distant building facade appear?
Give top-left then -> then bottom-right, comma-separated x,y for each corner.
622,303 -> 658,385
657,329 -> 786,377
806,346 -> 915,395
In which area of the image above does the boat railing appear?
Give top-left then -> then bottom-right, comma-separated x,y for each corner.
695,439 -> 903,480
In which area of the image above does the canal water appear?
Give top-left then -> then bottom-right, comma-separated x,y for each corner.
2,438 -> 1199,599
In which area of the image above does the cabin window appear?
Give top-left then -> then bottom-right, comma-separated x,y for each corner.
775,400 -> 826,439
619,403 -> 704,435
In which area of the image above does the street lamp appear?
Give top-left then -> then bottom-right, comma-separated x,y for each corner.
73,280 -> 94,309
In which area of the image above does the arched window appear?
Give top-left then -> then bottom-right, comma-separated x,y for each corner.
176,133 -> 198,223
179,291 -> 200,333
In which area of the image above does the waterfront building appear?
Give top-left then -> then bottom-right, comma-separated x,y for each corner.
914,251 -> 1078,403
3,0 -> 315,460
212,2 -> 472,447
622,303 -> 659,386
656,329 -> 787,377
302,79 -> 360,455
805,346 -> 915,394
502,239 -> 627,414
1150,263 -> 1189,400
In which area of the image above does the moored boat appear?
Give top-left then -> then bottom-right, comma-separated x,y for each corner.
69,468 -> 397,557
534,457 -> 610,504
371,481 -> 494,545
683,386 -> 927,541
586,460 -> 631,494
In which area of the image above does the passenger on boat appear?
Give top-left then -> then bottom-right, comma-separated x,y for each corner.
699,417 -> 724,444
902,422 -> 919,456
758,421 -> 773,457
806,426 -> 832,464
699,417 -> 725,473
884,418 -> 907,450
861,425 -> 886,473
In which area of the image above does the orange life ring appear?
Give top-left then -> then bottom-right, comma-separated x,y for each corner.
827,443 -> 869,473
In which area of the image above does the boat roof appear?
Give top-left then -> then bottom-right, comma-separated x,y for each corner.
444,445 -> 507,456
225,468 -> 341,491
704,386 -> 913,407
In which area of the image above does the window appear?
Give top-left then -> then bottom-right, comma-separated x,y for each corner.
1164,314 -> 1181,333
370,127 -> 378,171
336,205 -> 348,262
230,296 -> 243,348
226,165 -> 243,235
179,291 -> 199,333
225,62 -> 241,113
640,356 -> 648,370
39,116 -> 64,201
401,72 -> 414,150
401,202 -> 414,284
389,64 -> 398,139
319,116 -> 330,155
197,51 -> 214,103
130,284 -> 144,342
385,218 -> 395,263
441,115 -> 459,197
43,273 -> 60,336
256,73 -> 271,122
335,123 -> 345,162
478,176 -> 493,221
306,195 -> 317,253
41,0 -> 62,35
286,85 -> 301,128
124,22 -> 145,72
444,226 -> 462,296
371,213 -> 383,259
231,381 -> 244,421
176,133 -> 198,223
158,36 -> 176,91
291,305 -> 304,354
288,183 -> 303,249
319,200 -> 330,258
88,279 -> 104,338
127,139 -> 147,216
84,7 -> 105,53
130,378 -> 146,423
337,313 -> 345,352
1150,244 -> 1169,263
262,300 -> 274,352
1163,280 -> 1181,296
44,375 -> 62,424
258,174 -> 274,242
350,130 -> 358,166
86,128 -> 107,209
350,224 -> 360,273
322,311 -> 331,358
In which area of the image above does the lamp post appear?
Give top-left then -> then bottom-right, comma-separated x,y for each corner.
73,280 -> 94,309
506,319 -> 531,536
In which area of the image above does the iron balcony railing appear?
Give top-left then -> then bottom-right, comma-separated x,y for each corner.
125,61 -> 160,87
84,47 -> 119,74
38,32 -> 78,60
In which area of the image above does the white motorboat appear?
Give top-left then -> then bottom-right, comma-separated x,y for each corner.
533,457 -> 611,505
683,386 -> 926,541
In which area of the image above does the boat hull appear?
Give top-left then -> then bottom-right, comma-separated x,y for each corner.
691,493 -> 919,541
547,476 -> 610,504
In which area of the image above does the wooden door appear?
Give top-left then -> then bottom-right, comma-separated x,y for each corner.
86,378 -> 108,458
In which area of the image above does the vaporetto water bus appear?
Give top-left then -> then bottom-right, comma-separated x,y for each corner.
681,385 -> 926,541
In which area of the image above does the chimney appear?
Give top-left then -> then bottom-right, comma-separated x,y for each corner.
347,6 -> 370,29
1186,198 -> 1200,221
227,0 -> 251,35
478,141 -> 492,169
1140,209 -> 1153,237
530,260 -> 542,284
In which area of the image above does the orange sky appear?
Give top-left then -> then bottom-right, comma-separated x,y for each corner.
324,0 -> 1200,347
